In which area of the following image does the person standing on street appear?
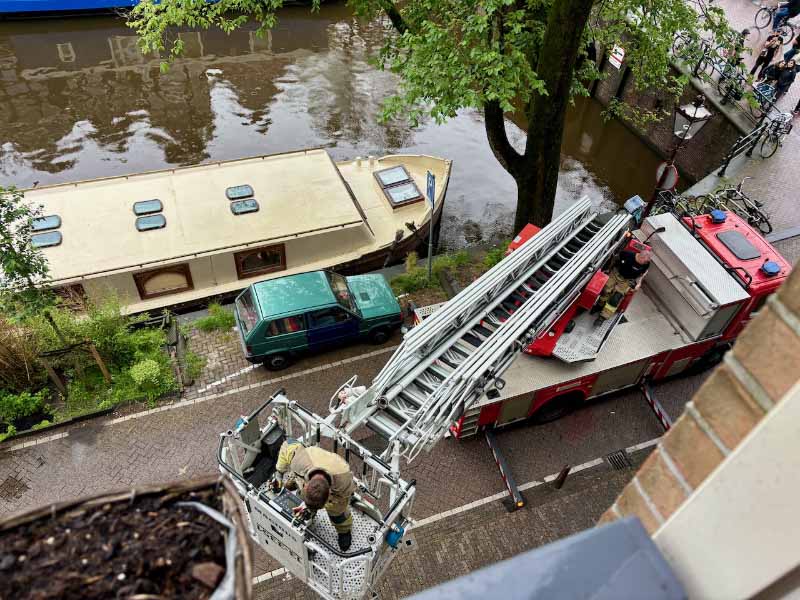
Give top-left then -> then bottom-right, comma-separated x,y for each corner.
785,33 -> 800,61
752,32 -> 783,78
762,59 -> 798,98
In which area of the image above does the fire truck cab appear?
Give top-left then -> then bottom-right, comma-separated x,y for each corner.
451,210 -> 790,437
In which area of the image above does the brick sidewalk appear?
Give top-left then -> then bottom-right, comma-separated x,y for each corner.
253,450 -> 647,599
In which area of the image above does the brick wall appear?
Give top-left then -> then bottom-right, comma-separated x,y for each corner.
599,268 -> 800,532
593,60 -> 742,184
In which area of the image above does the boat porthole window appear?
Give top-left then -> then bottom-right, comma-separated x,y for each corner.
32,215 -> 62,232
373,164 -> 424,207
230,199 -> 260,215
136,214 -> 167,231
226,185 -> 254,200
133,199 -> 163,216
31,231 -> 62,248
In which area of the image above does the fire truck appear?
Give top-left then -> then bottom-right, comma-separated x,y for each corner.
217,195 -> 790,600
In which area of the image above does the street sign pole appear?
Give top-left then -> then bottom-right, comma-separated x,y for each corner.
427,171 -> 435,282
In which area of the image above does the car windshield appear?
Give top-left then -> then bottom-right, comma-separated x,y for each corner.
326,272 -> 358,314
236,288 -> 260,337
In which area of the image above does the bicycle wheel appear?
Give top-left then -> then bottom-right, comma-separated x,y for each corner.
749,213 -> 774,234
778,22 -> 795,44
754,7 -> 773,29
760,133 -> 780,158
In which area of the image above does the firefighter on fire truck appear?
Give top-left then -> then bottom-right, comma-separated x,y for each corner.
592,239 -> 653,326
272,439 -> 357,551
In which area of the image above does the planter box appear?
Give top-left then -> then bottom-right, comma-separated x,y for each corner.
0,476 -> 253,600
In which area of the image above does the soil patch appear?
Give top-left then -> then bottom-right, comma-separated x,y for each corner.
0,485 -> 230,599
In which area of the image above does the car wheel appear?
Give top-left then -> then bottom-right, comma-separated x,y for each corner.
264,354 -> 291,371
369,328 -> 390,345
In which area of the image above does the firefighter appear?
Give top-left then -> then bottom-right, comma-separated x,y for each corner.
592,248 -> 652,326
274,440 -> 357,551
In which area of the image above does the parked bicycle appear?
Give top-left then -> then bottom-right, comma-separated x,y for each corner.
753,5 -> 796,42
695,177 -> 773,234
717,62 -> 748,104
759,112 -> 793,157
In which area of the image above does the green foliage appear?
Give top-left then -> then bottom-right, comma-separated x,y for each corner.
484,244 -> 509,269
32,419 -> 52,431
195,302 -> 236,332
0,389 -> 50,423
432,251 -> 471,277
130,358 -> 177,405
0,186 -> 55,320
390,268 -> 432,295
183,351 -> 206,381
0,425 -> 17,443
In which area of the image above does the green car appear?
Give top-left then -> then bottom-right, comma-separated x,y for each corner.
235,270 -> 402,370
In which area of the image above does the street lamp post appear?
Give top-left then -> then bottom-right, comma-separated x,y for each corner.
643,94 -> 713,219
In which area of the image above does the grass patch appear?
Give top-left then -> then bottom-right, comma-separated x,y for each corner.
195,303 -> 236,332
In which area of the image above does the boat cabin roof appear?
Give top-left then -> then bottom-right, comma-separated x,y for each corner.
23,148 -> 367,283
251,271 -> 337,319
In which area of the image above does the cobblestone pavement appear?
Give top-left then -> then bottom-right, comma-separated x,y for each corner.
0,334 -> 670,575
253,449 -> 648,599
701,0 -> 800,251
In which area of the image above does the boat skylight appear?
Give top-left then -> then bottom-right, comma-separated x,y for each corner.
374,165 -> 411,187
226,185 -> 254,200
31,231 -> 62,248
133,199 -> 163,216
374,164 -> 423,207
32,215 -> 61,232
136,214 -> 166,231
230,199 -> 259,215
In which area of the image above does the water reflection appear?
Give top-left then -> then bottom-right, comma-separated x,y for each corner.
0,3 -> 660,249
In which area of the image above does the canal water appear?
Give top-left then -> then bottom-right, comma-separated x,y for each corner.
0,3 -> 661,249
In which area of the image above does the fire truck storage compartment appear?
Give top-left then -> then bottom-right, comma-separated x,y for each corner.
638,214 -> 749,342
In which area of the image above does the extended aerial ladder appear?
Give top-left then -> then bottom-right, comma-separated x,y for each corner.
218,196 -> 635,599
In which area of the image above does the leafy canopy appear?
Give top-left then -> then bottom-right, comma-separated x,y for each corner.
0,186 -> 54,319
129,0 -> 736,126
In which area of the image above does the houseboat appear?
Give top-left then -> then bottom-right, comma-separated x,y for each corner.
23,148 -> 451,314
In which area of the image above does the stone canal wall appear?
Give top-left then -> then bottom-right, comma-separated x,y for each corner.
592,55 -> 746,187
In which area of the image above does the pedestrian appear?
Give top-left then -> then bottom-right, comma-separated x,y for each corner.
762,59 -> 797,98
772,0 -> 800,29
752,32 -> 783,78
785,34 -> 800,61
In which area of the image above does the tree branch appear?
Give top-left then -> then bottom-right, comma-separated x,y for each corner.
484,101 -> 523,175
380,0 -> 409,34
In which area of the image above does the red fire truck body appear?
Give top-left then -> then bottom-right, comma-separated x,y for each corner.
451,211 -> 790,438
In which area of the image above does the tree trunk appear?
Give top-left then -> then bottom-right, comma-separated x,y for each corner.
513,0 -> 596,231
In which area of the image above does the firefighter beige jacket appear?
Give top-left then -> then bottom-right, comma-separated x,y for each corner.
276,442 -> 356,514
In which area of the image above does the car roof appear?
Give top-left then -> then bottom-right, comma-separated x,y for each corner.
252,271 -> 337,319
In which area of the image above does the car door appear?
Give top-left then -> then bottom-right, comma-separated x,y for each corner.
306,306 -> 359,351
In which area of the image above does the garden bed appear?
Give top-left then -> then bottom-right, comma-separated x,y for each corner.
0,298 -> 206,444
0,476 -> 252,600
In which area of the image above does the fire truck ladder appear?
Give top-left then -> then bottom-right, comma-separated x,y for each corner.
336,198 -> 632,462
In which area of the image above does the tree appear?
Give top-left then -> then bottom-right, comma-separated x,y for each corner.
129,0 -> 735,230
0,186 -> 54,320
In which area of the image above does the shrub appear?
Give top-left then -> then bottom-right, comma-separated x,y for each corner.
0,389 -> 50,423
0,424 -> 17,443
31,419 -> 51,430
130,358 -> 177,405
391,268 -> 432,294
195,303 -> 236,332
0,319 -> 44,393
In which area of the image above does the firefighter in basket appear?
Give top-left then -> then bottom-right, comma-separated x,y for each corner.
271,440 -> 357,551
592,245 -> 652,327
